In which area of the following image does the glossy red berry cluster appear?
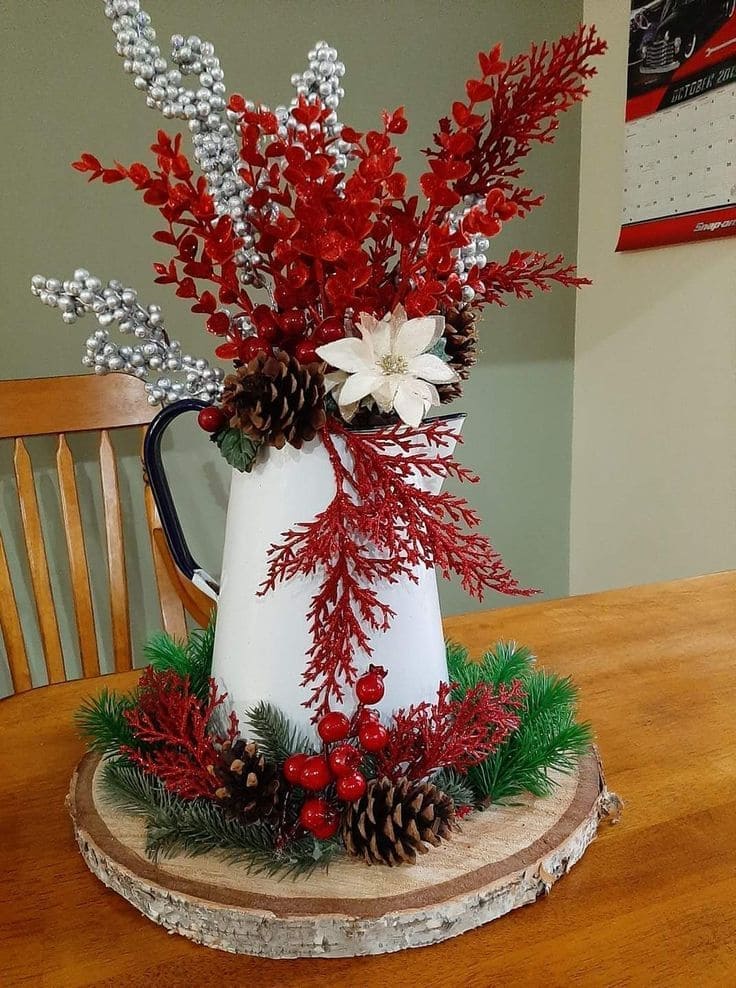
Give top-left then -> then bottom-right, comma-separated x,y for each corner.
282,666 -> 389,839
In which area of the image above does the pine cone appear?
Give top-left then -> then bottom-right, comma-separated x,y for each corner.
213,739 -> 282,824
437,307 -> 478,404
342,776 -> 457,866
220,351 -> 326,449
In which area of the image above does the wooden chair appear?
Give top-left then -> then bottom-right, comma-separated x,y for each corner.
0,374 -> 213,694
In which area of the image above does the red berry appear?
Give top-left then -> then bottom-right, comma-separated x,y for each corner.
299,796 -> 329,832
358,721 -> 389,753
197,405 -> 226,433
279,309 -> 307,337
299,798 -> 340,840
312,814 -> 340,840
329,743 -> 362,777
299,754 -> 333,791
282,753 -> 308,784
318,711 -> 351,744
315,316 -> 344,343
239,337 -> 271,362
355,666 -> 387,705
336,770 -> 367,802
256,319 -> 280,343
295,339 -> 319,364
252,304 -> 279,336
356,707 -> 379,728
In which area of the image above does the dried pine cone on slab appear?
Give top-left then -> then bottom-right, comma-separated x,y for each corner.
220,352 -> 326,449
213,739 -> 282,824
342,776 -> 457,866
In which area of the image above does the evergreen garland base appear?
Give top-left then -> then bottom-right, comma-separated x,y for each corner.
75,626 -> 597,880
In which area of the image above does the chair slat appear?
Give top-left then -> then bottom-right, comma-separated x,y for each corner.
143,480 -> 188,640
1,375 -> 211,695
151,526 -> 214,629
13,439 -> 66,684
0,375 -> 156,439
56,435 -> 100,679
0,532 -> 31,692
99,430 -> 131,672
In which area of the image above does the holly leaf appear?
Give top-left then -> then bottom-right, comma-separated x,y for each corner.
211,428 -> 262,473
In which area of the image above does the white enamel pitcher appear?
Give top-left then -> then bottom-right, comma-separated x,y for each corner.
144,405 -> 464,736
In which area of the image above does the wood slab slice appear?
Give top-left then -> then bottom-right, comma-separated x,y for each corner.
67,748 -> 618,958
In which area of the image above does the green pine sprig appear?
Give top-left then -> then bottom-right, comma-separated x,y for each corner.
447,639 -> 534,694
144,801 -> 341,878
143,615 -> 215,702
98,755 -> 340,879
75,688 -> 138,755
99,757 -> 171,815
77,620 -> 216,755
431,768 -> 477,810
447,640 -> 593,805
245,700 -> 316,765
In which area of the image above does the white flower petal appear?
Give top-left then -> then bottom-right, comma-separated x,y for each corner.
422,380 -> 441,407
387,305 -> 408,340
357,311 -> 380,335
340,399 -> 360,421
394,315 -> 445,359
404,377 -> 440,407
338,370 -> 384,406
427,315 -> 446,349
408,353 -> 459,384
368,316 -> 393,359
373,377 -> 399,413
393,381 -> 428,427
356,313 -> 381,361
324,370 -> 349,395
316,337 -> 374,373
388,304 -> 407,327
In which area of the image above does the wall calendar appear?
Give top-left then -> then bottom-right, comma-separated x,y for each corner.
619,0 -> 736,250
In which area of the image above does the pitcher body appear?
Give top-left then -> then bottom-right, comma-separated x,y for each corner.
211,417 -> 464,734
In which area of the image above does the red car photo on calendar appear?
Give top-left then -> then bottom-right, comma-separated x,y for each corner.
618,0 -> 736,250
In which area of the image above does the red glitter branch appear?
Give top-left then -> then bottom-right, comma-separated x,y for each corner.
260,418 -> 535,719
73,132 -> 250,354
73,28 -> 605,352
426,26 -> 606,207
377,679 -> 525,781
121,667 -> 238,801
479,250 -> 590,306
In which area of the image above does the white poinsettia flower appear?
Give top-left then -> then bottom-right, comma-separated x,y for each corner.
316,306 -> 459,427
323,369 -> 359,421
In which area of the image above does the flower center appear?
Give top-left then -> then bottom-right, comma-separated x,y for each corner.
379,353 -> 408,375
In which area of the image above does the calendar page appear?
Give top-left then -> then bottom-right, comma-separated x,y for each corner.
618,0 -> 736,251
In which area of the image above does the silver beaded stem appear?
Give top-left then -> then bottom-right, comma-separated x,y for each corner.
281,40 -> 351,173
101,0 -> 257,276
101,2 -> 350,285
446,197 -> 492,305
30,270 -> 223,407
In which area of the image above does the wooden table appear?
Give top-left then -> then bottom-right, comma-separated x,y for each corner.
2,573 -> 735,987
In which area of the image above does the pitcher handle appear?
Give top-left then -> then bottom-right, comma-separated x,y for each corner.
143,399 -> 220,601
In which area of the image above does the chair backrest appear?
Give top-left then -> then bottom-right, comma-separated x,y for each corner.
0,374 -> 210,694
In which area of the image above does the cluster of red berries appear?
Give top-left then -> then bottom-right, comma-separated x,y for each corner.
236,306 -> 345,366
210,306 -> 345,369
282,666 -> 389,840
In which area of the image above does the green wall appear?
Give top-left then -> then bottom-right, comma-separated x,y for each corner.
0,1 -> 582,690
